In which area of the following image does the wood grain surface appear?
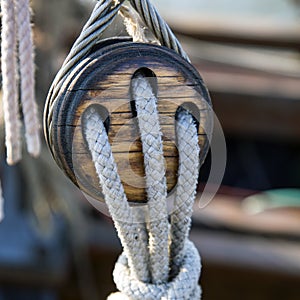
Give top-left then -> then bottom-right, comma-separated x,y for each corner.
48,41 -> 212,202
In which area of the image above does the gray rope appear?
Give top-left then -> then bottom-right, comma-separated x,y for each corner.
129,0 -> 189,61
84,74 -> 201,299
44,0 -> 189,145
45,0 -> 125,142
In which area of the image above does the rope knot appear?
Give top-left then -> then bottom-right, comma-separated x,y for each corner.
109,240 -> 202,300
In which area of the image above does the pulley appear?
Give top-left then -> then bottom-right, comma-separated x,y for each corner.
44,37 -> 212,203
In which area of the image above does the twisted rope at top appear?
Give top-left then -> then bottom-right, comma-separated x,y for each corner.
44,0 -> 189,145
44,0 -> 201,298
44,0 -> 202,298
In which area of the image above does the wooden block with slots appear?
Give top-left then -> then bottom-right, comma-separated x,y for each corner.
45,39 -> 212,202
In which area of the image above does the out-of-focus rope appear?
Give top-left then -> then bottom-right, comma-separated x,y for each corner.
1,0 -> 41,164
0,0 -> 41,220
15,0 -> 41,158
1,0 -> 22,165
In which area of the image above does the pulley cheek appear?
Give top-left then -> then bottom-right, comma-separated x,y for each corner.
45,38 -> 212,203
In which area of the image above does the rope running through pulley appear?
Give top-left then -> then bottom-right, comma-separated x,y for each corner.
44,0 -> 213,299
0,0 -> 213,299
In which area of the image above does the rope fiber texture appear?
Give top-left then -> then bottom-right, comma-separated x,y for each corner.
45,0 -> 202,298
84,75 -> 201,299
44,0 -> 189,146
132,74 -> 169,284
1,0 -> 41,164
1,0 -> 22,165
0,0 -> 41,220
84,108 -> 150,282
15,0 -> 41,158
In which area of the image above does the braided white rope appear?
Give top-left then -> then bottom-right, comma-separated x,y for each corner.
84,76 -> 201,299
132,75 -> 169,284
170,111 -> 201,278
84,107 -> 201,299
109,240 -> 201,300
84,107 -> 150,282
1,0 -> 22,165
44,0 -> 201,298
0,0 -> 41,222
108,107 -> 202,300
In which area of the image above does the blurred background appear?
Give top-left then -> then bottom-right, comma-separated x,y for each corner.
0,0 -> 300,299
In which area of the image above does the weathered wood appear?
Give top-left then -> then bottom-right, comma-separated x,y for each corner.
46,40 -> 212,202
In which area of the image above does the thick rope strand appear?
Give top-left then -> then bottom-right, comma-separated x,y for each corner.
84,107 -> 150,283
111,240 -> 200,300
15,0 -> 41,158
170,111 -> 202,299
107,109 -> 201,299
86,105 -> 201,299
44,0 -> 202,298
170,111 -> 202,297
1,0 -> 22,165
129,0 -> 190,61
45,0 -> 190,145
45,0 -> 125,139
132,74 -> 169,284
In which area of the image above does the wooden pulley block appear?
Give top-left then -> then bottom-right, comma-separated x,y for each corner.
45,38 -> 212,203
